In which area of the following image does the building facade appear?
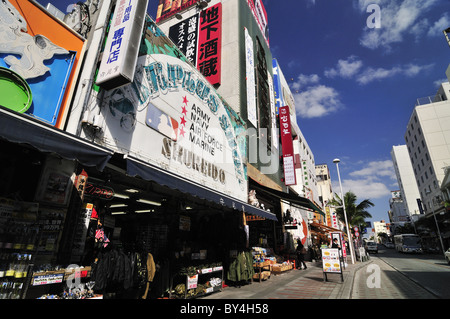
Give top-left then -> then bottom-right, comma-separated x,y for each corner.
405,82 -> 450,216
391,145 -> 423,221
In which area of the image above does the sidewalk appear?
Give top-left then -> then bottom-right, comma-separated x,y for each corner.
202,259 -> 367,299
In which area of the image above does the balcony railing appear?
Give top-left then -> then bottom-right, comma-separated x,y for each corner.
415,94 -> 445,106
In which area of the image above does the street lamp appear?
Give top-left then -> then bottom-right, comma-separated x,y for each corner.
425,190 -> 446,258
333,158 -> 355,264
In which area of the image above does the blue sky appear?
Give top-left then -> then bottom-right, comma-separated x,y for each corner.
259,0 -> 449,225
46,0 -> 450,225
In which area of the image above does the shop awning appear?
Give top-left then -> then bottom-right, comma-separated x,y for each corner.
250,179 -> 326,218
0,106 -> 113,171
126,156 -> 278,221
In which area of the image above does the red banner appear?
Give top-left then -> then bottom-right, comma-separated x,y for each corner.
197,3 -> 222,86
279,106 -> 296,185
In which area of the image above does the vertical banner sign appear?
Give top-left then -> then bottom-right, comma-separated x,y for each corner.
325,206 -> 331,227
168,13 -> 199,65
168,3 -> 222,86
279,106 -> 296,185
267,71 -> 278,150
246,0 -> 269,47
244,28 -> 257,128
96,0 -> 148,89
197,3 -> 222,86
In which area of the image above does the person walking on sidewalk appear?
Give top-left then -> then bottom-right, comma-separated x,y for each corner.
296,240 -> 307,270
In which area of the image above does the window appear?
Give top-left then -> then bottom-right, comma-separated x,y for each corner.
429,166 -> 433,175
425,153 -> 429,161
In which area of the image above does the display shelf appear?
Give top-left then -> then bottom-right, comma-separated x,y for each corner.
31,266 -> 91,286
170,266 -> 223,299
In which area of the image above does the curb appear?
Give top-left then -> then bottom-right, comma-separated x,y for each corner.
338,259 -> 373,299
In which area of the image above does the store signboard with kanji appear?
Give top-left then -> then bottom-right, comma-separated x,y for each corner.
279,106 -> 296,185
96,0 -> 148,89
85,18 -> 248,204
168,3 -> 222,86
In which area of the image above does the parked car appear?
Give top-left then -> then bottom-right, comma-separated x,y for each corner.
385,242 -> 394,249
365,242 -> 378,254
445,248 -> 450,265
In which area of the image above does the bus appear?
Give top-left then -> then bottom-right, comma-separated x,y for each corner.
393,234 -> 422,253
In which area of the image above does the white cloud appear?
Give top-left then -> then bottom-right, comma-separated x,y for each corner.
356,0 -> 441,51
332,160 -> 397,199
434,78 -> 449,88
349,160 -> 396,179
324,56 -> 364,79
291,74 -> 320,91
337,179 -> 392,199
293,84 -> 343,118
427,13 -> 450,37
356,63 -> 433,85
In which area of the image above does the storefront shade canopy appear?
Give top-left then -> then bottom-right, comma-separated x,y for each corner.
250,179 -> 326,218
126,156 -> 278,221
0,106 -> 113,171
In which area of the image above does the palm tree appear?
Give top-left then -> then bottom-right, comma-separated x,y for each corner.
329,191 -> 374,232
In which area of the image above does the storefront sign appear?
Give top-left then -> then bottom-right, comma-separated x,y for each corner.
187,274 -> 198,289
246,214 -> 265,222
87,18 -> 247,203
321,248 -> 342,273
32,273 -> 64,286
279,106 -> 296,185
156,0 -> 198,23
96,0 -> 148,89
168,3 -> 222,86
84,182 -> 115,200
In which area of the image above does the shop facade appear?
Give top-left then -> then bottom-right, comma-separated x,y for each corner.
0,0 -> 340,299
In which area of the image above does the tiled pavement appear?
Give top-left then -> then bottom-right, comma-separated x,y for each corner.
201,256 -> 438,299
202,260 -> 361,299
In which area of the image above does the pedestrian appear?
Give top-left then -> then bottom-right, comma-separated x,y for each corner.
295,239 -> 307,270
331,238 -> 340,249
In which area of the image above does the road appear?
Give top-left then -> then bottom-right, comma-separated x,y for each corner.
362,244 -> 450,299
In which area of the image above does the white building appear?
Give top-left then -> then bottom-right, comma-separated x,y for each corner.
388,191 -> 408,222
373,220 -> 390,243
405,82 -> 450,215
391,145 -> 423,221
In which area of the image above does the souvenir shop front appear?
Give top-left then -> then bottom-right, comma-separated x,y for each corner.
0,106 -> 113,299
56,154 -> 277,300
0,109 -> 277,299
